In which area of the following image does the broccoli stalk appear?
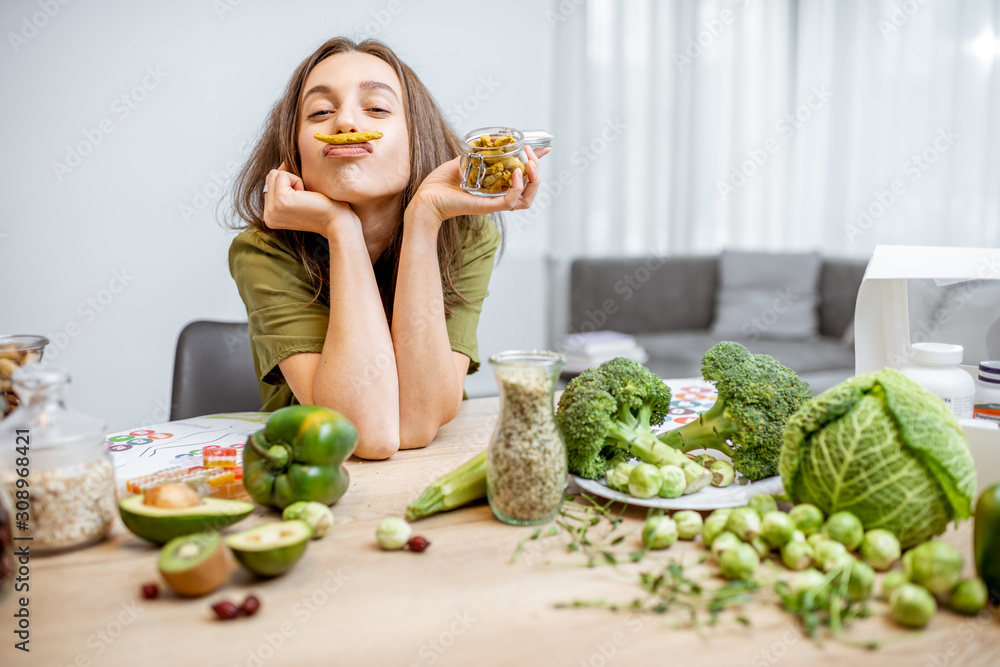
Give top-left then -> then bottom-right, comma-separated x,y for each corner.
658,399 -> 737,454
657,342 -> 813,481
557,358 -> 691,480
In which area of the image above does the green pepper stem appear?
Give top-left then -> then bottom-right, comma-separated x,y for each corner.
247,433 -> 271,459
247,434 -> 290,469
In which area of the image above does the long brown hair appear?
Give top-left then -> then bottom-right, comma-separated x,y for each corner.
229,37 -> 499,318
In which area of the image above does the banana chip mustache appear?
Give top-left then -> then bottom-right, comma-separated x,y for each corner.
314,131 -> 384,144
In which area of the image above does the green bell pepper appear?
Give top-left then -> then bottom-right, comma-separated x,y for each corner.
974,483 -> 1000,603
243,405 -> 358,510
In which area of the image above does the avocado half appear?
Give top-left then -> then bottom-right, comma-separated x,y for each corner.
119,494 -> 254,544
226,520 -> 311,577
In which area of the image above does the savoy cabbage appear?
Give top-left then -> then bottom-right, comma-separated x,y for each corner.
780,368 -> 977,548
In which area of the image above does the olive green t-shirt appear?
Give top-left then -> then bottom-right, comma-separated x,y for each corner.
228,221 -> 500,412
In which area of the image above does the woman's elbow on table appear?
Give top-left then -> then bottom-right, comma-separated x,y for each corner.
399,420 -> 439,450
399,398 -> 463,450
353,428 -> 401,460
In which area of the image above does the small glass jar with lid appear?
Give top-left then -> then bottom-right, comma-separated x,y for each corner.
0,335 -> 49,418
459,127 -> 552,196
0,364 -> 116,553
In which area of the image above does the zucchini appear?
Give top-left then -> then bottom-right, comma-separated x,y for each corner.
405,449 -> 487,520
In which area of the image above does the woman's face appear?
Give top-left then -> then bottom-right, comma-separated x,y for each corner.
297,52 -> 410,203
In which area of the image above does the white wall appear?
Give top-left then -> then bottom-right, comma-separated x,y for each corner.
0,0 -> 556,430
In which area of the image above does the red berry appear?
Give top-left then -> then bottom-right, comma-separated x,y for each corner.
241,594 -> 261,616
141,583 -> 159,600
407,536 -> 431,552
211,600 -> 240,620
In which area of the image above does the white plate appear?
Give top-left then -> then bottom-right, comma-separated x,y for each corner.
570,474 -> 784,510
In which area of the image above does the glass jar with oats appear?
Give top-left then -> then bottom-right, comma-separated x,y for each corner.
0,365 -> 116,553
486,351 -> 568,525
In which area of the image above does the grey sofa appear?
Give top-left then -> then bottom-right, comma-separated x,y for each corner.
567,255 -> 869,394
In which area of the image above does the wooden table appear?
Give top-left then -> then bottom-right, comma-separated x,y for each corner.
3,397 -> 999,667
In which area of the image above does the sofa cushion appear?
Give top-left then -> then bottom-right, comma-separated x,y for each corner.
819,258 -> 869,337
634,331 -> 855,393
711,250 -> 823,341
568,256 -> 719,335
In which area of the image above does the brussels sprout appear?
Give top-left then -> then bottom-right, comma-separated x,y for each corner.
781,540 -> 814,571
807,533 -> 826,550
787,568 -> 830,608
880,571 -> 910,601
790,530 -> 807,544
657,465 -> 687,499
720,543 -> 760,581
282,501 -> 335,539
712,508 -> 734,522
376,517 -> 412,550
750,536 -> 771,558
709,460 -> 736,488
642,516 -> 679,550
903,540 -> 963,597
950,578 -> 988,615
702,510 -> 732,548
673,510 -> 703,540
694,454 -> 717,468
762,511 -> 795,549
628,463 -> 663,499
847,561 -> 876,601
814,540 -> 849,572
789,504 -> 824,536
890,584 -> 937,628
682,461 -> 712,494
748,494 -> 778,518
605,462 -> 637,492
823,511 -> 865,551
711,531 -> 743,560
726,507 -> 762,542
860,529 -> 902,571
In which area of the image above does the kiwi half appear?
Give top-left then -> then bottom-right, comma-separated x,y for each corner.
158,532 -> 233,597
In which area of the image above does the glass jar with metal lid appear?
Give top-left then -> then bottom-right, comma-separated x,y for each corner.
0,364 -> 116,553
459,127 -> 552,196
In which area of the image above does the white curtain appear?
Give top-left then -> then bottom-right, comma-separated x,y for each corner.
547,0 -> 1000,258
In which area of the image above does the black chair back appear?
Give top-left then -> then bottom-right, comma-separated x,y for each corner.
170,321 -> 261,421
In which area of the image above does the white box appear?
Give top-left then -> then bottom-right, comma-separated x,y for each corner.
854,245 -> 1000,490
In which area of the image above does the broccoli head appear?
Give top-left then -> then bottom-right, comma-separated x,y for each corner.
658,341 -> 813,481
557,357 -> 686,480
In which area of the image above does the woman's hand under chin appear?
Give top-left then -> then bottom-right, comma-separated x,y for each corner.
263,162 -> 360,238
408,145 -> 550,225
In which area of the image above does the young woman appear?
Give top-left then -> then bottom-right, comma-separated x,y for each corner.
228,38 -> 547,459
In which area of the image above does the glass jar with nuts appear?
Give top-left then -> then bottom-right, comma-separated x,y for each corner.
0,335 -> 48,418
458,127 -> 552,196
0,364 -> 116,553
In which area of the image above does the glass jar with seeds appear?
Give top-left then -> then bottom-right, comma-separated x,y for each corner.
486,351 -> 568,525
0,364 -> 116,553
